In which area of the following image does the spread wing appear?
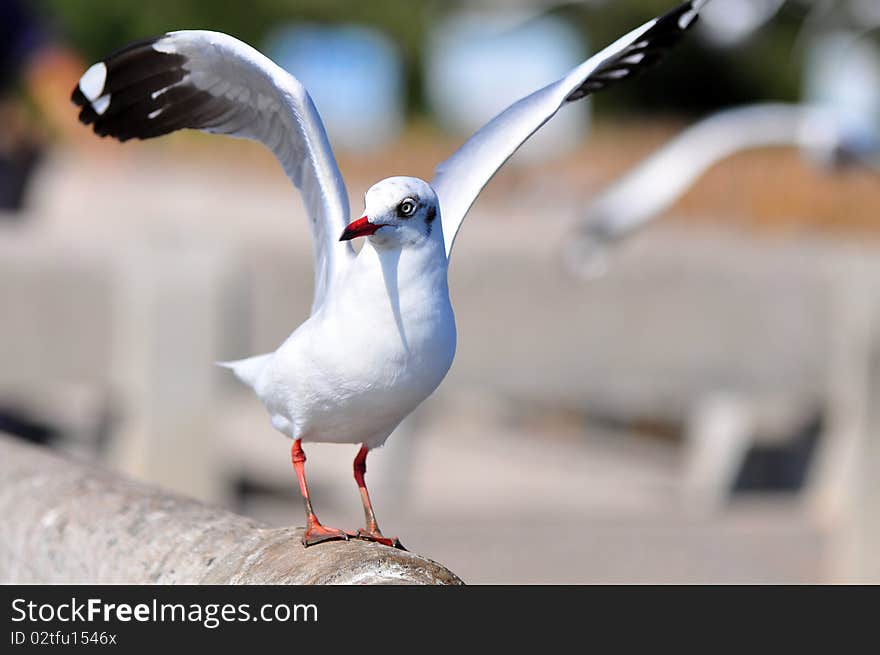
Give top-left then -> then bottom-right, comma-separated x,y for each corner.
579,103 -> 832,244
72,30 -> 354,312
432,0 -> 707,258
562,102 -> 835,277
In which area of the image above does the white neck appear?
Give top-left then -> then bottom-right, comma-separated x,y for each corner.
360,225 -> 447,294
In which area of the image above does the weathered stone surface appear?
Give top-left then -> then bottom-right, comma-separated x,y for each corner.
0,435 -> 462,585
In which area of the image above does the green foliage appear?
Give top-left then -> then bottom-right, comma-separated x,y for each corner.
43,0 -> 437,112
43,0 -> 434,60
553,0 -> 807,116
43,0 -> 811,118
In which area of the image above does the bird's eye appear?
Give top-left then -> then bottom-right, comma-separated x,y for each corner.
397,199 -> 417,218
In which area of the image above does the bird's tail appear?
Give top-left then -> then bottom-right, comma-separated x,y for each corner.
216,353 -> 272,389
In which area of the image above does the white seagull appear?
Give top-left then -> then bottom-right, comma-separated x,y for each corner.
568,28 -> 880,278
72,1 -> 706,547
565,102 -> 846,277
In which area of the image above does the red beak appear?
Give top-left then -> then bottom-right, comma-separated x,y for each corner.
339,216 -> 381,241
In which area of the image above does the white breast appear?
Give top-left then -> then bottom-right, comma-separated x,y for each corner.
255,239 -> 456,447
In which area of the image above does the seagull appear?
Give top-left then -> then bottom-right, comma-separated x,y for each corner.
565,102 -> 845,277
72,1 -> 707,547
568,28 -> 880,278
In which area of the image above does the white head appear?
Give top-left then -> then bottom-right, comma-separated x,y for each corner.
339,177 -> 441,249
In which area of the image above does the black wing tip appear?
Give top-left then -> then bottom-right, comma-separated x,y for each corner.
70,85 -> 88,108
658,0 -> 703,32
101,34 -> 165,63
70,83 -> 99,127
69,34 -> 166,100
637,1 -> 703,51
564,1 -> 704,103
70,34 -> 192,143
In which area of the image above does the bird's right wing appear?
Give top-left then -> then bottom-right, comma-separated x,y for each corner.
72,30 -> 354,313
432,0 -> 708,259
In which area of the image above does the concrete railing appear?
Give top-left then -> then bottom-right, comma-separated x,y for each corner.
0,435 -> 462,585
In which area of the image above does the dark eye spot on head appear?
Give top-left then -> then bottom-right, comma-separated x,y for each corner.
424,203 -> 437,237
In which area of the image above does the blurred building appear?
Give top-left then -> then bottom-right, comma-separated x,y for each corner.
265,23 -> 404,152
425,7 -> 589,162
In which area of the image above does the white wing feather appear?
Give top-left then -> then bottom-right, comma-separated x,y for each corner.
577,103 -> 839,245
432,0 -> 707,258
73,30 -> 354,312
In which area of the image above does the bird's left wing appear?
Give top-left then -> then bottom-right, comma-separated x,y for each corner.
71,30 -> 354,313
432,0 -> 707,258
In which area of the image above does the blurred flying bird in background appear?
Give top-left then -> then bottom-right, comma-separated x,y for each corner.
567,21 -> 880,278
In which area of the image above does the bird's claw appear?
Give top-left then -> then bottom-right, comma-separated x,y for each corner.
301,525 -> 349,547
355,529 -> 406,550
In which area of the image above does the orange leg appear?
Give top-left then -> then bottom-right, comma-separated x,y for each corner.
353,445 -> 404,549
291,439 -> 348,547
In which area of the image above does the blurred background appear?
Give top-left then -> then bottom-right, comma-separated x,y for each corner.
1,0 -> 879,583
